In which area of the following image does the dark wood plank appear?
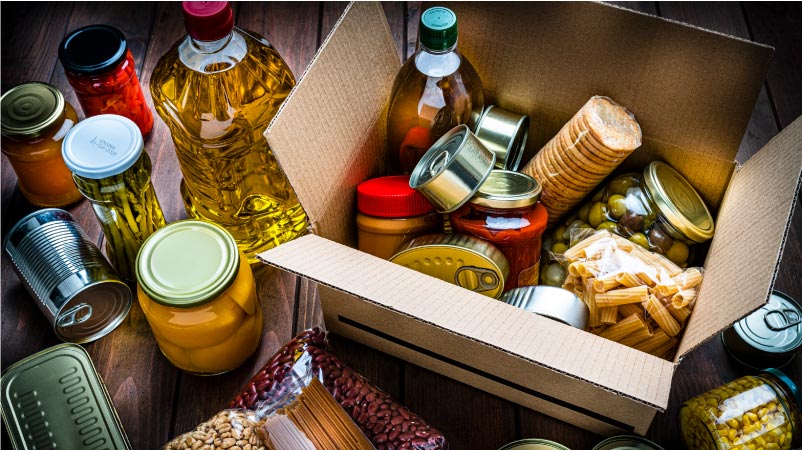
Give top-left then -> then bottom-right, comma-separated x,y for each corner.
383,2 -> 406,63
743,3 -> 802,129
321,2 -> 349,44
406,2 -> 421,60
518,408 -> 598,449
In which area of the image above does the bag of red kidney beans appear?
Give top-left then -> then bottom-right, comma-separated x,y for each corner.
230,328 -> 448,450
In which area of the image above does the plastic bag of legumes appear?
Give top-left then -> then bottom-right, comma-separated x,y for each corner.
162,409 -> 269,450
231,328 -> 449,450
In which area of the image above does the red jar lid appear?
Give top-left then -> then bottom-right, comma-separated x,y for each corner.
357,176 -> 435,218
182,1 -> 234,42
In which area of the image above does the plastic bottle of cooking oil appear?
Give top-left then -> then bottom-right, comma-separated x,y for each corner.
387,6 -> 484,175
150,1 -> 306,261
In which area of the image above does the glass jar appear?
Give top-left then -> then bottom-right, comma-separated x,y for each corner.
680,369 -> 802,450
450,170 -> 547,291
356,175 -> 439,259
387,6 -> 484,174
62,114 -> 165,281
135,221 -> 263,375
1,82 -> 83,207
59,24 -> 153,136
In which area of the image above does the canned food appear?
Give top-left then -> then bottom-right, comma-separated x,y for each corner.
721,290 -> 802,369
4,208 -> 132,343
1,343 -> 132,449
592,435 -> 665,450
390,233 -> 509,299
498,439 -> 571,450
501,286 -> 589,329
474,105 -> 530,171
409,124 -> 496,213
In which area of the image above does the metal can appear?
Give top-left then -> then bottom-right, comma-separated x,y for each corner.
721,290 -> 802,369
409,124 -> 496,213
592,435 -> 665,450
1,343 -> 132,449
4,209 -> 132,343
501,286 -> 589,329
474,105 -> 530,171
499,439 -> 571,450
390,233 -> 509,299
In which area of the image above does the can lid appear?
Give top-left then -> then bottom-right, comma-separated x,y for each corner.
1,344 -> 132,449
136,221 -> 240,307
182,1 -> 234,42
591,435 -> 665,450
641,161 -> 714,243
501,286 -> 589,329
734,291 -> 802,353
764,368 -> 802,408
59,24 -> 127,75
498,439 -> 572,450
358,176 -> 435,217
471,170 -> 541,209
62,114 -> 143,179
1,82 -> 65,138
419,7 -> 458,51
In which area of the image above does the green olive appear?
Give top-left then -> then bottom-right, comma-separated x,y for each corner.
628,232 -> 649,249
588,201 -> 607,228
607,194 -> 627,219
666,240 -> 690,264
596,221 -> 618,232
591,189 -> 604,203
608,175 -> 640,196
542,263 -> 566,287
578,202 -> 592,223
563,220 -> 585,241
551,242 -> 568,254
552,225 -> 567,243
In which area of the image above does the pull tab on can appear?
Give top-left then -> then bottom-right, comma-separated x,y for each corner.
765,308 -> 802,331
57,303 -> 93,328
454,265 -> 500,292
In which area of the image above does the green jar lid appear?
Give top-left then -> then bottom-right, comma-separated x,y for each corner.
1,82 -> 65,138
419,7 -> 458,51
136,221 -> 239,307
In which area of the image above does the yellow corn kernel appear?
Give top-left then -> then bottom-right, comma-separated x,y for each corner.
728,418 -> 740,428
744,414 -> 752,426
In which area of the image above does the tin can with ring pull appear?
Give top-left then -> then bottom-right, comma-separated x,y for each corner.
4,208 -> 132,343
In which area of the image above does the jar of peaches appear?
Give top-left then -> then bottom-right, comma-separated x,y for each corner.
135,220 -> 263,375
679,369 -> 801,450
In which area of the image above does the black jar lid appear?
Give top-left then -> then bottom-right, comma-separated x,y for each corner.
59,24 -> 127,75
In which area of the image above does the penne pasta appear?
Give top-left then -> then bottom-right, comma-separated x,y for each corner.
600,313 -> 646,341
644,294 -> 681,337
671,288 -> 698,308
617,302 -> 643,318
593,272 -> 620,292
617,322 -> 655,347
585,278 -> 601,328
631,329 -> 675,354
600,306 -> 619,325
673,267 -> 703,289
615,271 -> 645,288
595,285 -> 649,307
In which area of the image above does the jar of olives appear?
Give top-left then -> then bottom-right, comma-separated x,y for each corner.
541,161 -> 714,286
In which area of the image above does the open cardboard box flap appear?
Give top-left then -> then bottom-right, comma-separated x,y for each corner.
262,0 -> 802,419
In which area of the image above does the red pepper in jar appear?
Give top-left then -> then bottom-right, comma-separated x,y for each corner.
451,170 -> 548,291
59,25 -> 153,137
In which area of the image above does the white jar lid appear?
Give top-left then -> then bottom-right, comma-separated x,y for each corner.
62,114 -> 143,179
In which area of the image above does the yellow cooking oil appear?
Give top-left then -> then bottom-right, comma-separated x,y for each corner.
150,15 -> 306,262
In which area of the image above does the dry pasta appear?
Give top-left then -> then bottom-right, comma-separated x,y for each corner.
600,306 -> 619,325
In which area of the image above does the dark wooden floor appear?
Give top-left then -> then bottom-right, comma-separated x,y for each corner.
2,3 -> 801,450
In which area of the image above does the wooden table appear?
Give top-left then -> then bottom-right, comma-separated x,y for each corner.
2,2 -> 800,449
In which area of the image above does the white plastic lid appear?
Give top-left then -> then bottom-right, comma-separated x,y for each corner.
62,114 -> 143,179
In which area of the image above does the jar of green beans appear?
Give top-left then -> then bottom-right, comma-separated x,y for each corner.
62,114 -> 165,281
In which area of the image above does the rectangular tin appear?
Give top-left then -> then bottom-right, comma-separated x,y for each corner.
1,343 -> 132,450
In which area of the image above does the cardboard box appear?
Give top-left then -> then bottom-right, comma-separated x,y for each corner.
258,2 -> 802,435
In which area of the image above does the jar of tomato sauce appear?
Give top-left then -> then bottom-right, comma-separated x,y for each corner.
450,170 -> 547,291
135,220 -> 263,375
1,82 -> 83,207
58,24 -> 153,137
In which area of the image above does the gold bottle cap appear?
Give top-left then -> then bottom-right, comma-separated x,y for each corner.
1,82 -> 65,138
470,170 -> 541,209
642,161 -> 714,243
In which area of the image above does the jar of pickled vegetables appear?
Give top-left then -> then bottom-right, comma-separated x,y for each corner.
1,82 -> 83,207
450,170 -> 547,291
135,220 -> 263,375
679,369 -> 802,450
62,114 -> 165,281
59,24 -> 153,136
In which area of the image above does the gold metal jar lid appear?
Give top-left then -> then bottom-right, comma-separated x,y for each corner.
641,161 -> 714,243
1,82 -> 66,138
475,105 -> 530,171
409,125 -> 496,213
470,170 -> 541,209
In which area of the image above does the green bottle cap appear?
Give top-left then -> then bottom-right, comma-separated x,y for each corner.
419,7 -> 458,51
1,82 -> 65,138
136,221 -> 240,308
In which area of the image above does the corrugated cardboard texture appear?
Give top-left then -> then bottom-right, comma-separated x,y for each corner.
678,117 -> 802,357
265,2 -> 400,246
260,234 -> 675,408
320,285 -> 659,435
444,1 -> 772,208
